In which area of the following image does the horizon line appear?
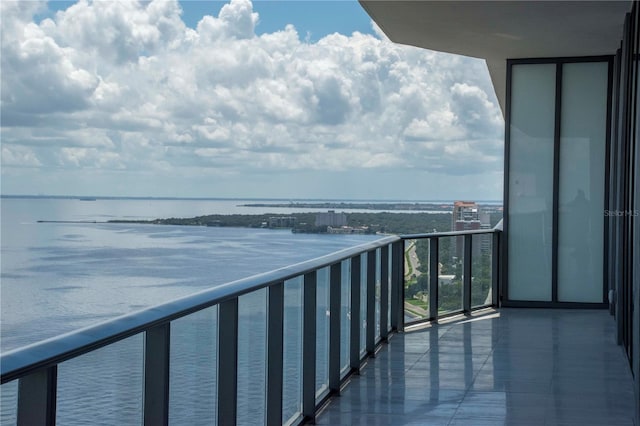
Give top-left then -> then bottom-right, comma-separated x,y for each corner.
1,194 -> 504,203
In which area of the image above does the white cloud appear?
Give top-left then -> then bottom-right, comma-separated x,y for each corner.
1,0 -> 504,199
1,145 -> 42,167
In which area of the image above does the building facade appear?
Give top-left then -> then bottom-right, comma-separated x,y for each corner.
452,201 -> 490,259
361,1 -> 639,421
314,210 -> 347,227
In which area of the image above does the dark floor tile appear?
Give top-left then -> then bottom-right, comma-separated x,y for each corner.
315,309 -> 636,426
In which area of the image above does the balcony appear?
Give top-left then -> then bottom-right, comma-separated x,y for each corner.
1,227 -> 636,425
315,308 -> 636,426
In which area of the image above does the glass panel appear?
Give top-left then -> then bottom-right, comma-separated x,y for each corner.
315,267 -> 330,399
387,244 -> 392,333
0,381 -> 17,426
472,235 -> 493,308
170,306 -> 218,426
359,253 -> 367,356
634,13 -> 640,383
439,236 -> 462,314
237,289 -> 267,425
283,277 -> 303,425
57,334 -> 143,425
340,260 -> 351,376
375,248 -> 381,341
508,63 -> 556,301
404,238 -> 429,322
558,62 -> 607,302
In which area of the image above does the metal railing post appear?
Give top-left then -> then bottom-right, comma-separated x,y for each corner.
380,245 -> 389,340
463,234 -> 473,313
329,263 -> 341,392
366,250 -> 376,355
390,241 -> 404,332
429,238 -> 439,321
218,298 -> 238,425
349,255 -> 361,372
266,282 -> 284,426
492,231 -> 501,307
2,236 -> 404,426
17,367 -> 57,426
144,323 -> 170,426
302,271 -> 317,422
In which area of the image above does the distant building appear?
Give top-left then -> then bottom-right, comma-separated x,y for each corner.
315,210 -> 347,227
327,225 -> 370,234
479,212 -> 492,254
453,201 -> 479,224
268,216 -> 297,228
452,201 -> 491,259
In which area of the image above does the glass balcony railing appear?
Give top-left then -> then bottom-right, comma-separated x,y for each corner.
0,228 -> 501,426
402,228 -> 501,325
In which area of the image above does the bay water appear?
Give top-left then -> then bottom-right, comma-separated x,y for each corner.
0,197 -> 383,425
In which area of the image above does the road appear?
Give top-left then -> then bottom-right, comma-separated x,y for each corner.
405,242 -> 422,279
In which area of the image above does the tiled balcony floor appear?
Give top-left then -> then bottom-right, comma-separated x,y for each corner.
315,309 -> 637,426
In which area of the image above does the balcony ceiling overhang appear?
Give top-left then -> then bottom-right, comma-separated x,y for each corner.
359,0 -> 631,113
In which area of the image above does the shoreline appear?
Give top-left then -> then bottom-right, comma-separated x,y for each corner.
105,211 -> 468,235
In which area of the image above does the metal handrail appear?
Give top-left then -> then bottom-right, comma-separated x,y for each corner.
401,222 -> 503,240
400,226 -> 502,325
1,227 -> 504,383
1,235 -> 399,383
1,226 -> 502,426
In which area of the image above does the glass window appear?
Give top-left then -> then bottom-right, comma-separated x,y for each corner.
558,62 -> 607,302
508,63 -> 556,301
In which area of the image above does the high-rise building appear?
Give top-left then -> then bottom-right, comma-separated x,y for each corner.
452,201 -> 479,224
452,201 -> 487,259
314,210 -> 347,227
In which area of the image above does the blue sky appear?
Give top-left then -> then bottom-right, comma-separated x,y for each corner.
42,1 -> 376,40
197,1 -> 374,40
1,0 -> 504,200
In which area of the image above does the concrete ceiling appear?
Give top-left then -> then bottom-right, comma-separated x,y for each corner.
359,0 -> 631,112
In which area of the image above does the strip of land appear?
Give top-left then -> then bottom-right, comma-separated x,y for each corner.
108,212 -> 455,235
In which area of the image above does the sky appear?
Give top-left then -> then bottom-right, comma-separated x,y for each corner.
1,0 -> 505,201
